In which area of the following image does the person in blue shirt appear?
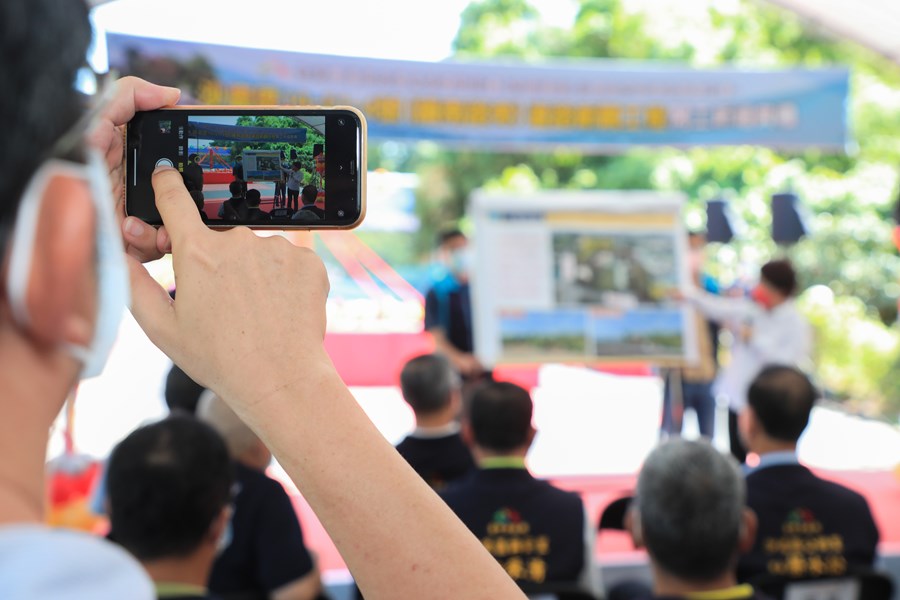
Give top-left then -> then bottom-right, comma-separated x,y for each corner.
424,228 -> 486,380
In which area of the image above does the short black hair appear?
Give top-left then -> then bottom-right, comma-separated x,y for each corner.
0,0 -> 92,230
106,415 -> 233,561
301,184 -> 318,205
748,365 -> 818,442
400,354 -> 459,415
164,363 -> 205,415
437,227 -> 466,248
760,259 -> 798,297
467,381 -> 533,452
246,188 -> 261,207
189,153 -> 199,162
229,180 -> 244,197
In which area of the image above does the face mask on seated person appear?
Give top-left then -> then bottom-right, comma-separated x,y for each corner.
5,150 -> 130,379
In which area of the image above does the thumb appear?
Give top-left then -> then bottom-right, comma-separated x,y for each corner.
126,255 -> 178,356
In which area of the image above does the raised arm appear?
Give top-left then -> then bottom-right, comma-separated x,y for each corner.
123,167 -> 523,599
683,287 -> 755,324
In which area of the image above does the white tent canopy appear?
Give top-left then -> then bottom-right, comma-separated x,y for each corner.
764,0 -> 900,64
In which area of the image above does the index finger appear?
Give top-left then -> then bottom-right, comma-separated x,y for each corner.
101,76 -> 181,128
152,167 -> 206,247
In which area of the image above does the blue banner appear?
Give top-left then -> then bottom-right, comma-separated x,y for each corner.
108,34 -> 850,152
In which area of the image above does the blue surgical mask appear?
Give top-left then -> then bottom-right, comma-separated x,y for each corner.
5,150 -> 130,379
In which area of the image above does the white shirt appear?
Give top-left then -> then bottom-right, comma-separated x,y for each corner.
281,167 -> 304,191
688,290 -> 813,410
0,524 -> 154,599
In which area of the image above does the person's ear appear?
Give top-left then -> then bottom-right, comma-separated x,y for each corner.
738,507 -> 758,554
450,387 -> 463,410
739,406 -> 757,447
624,507 -> 644,549
461,420 -> 474,447
207,504 -> 231,545
17,175 -> 96,349
525,425 -> 537,448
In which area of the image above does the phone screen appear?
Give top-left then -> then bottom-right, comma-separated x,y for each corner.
126,107 -> 365,228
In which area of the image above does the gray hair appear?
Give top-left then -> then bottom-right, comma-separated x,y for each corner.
635,439 -> 745,581
399,353 -> 460,415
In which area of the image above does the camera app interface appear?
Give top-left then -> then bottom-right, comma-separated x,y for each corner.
150,113 -> 327,224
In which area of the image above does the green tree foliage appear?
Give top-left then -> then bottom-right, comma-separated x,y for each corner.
365,0 -> 900,417
214,115 -> 324,174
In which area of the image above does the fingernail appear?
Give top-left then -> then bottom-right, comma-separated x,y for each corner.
124,218 -> 146,237
153,164 -> 175,174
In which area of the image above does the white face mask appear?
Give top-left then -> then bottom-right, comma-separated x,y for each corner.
5,150 -> 130,379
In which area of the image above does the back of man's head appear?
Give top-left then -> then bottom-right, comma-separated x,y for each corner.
748,365 -> 818,443
246,188 -> 261,208
635,439 -> 745,582
467,381 -> 533,453
229,180 -> 243,197
106,415 -> 233,561
760,259 -> 798,297
301,184 -> 318,206
400,353 -> 459,416
197,389 -> 264,464
164,363 -> 206,415
1,0 -> 91,225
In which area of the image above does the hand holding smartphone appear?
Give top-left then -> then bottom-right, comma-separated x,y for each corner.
126,106 -> 366,229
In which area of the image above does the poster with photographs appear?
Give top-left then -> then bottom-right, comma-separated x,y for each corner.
470,191 -> 696,367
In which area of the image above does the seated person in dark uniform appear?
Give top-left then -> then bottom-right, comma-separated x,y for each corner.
621,439 -> 768,600
106,416 -> 233,600
197,392 -> 323,600
291,185 -> 325,221
394,353 -> 475,491
244,189 -> 270,222
218,180 -> 247,221
736,365 -> 880,583
440,381 -> 598,596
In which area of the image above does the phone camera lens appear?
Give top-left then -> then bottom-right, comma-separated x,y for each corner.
337,118 -> 346,126
337,210 -> 346,217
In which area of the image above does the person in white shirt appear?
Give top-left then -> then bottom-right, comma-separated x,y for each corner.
679,259 -> 813,463
280,161 -> 305,211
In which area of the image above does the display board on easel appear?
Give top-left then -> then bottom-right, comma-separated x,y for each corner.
470,190 -> 698,368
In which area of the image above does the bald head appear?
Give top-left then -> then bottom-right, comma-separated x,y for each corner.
747,365 -> 818,443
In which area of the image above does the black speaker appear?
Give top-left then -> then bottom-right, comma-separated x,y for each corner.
771,192 -> 810,244
706,199 -> 737,243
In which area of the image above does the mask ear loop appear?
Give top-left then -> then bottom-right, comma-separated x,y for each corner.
6,161 -> 96,332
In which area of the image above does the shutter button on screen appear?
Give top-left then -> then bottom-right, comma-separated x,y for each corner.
155,158 -> 174,169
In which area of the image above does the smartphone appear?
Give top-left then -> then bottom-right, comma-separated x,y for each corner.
125,106 -> 366,229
